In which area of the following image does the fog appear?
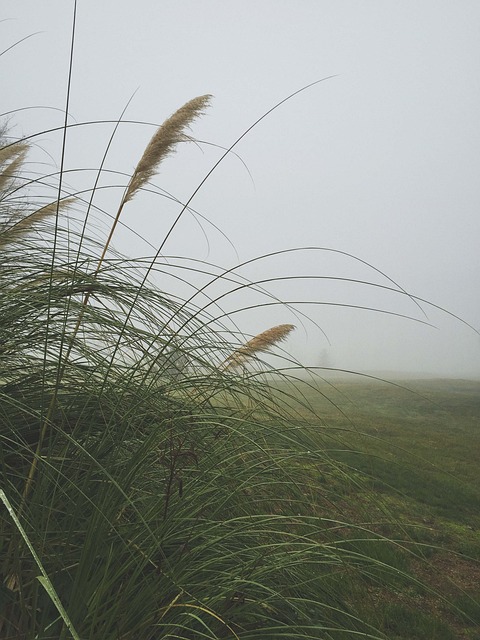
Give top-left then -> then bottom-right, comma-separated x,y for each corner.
4,1 -> 480,377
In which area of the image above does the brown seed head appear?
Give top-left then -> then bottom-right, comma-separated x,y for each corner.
0,147 -> 28,193
223,324 -> 295,370
0,199 -> 73,250
123,94 -> 211,204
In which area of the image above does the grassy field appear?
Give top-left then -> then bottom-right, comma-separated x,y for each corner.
272,375 -> 480,639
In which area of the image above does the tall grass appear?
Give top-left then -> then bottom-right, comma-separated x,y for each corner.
1,97 -> 396,639
1,16 -> 476,640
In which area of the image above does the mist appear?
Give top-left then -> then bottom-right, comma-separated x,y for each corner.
4,0 -> 480,377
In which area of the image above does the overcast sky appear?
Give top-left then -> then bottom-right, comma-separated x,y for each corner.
3,1 -> 480,376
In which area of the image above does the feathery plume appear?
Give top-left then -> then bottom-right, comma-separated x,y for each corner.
0,141 -> 29,194
223,324 -> 295,370
0,199 -> 73,250
93,95 -> 211,277
0,140 -> 28,167
0,150 -> 27,193
123,94 -> 211,204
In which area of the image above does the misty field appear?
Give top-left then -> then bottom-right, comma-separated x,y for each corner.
269,376 -> 480,639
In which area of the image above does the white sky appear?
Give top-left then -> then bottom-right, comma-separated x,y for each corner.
3,1 -> 480,376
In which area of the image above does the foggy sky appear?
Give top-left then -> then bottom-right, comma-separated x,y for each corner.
3,1 -> 480,377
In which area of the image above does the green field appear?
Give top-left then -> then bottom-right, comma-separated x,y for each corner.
273,375 -> 480,639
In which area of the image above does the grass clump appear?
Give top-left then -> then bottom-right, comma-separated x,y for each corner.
0,101 -> 399,639
2,20 -> 478,638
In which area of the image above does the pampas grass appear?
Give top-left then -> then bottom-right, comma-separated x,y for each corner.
0,139 -> 28,193
95,95 -> 212,274
2,19 -> 473,640
223,323 -> 295,369
2,91 -> 473,640
124,94 -> 211,204
1,105 -> 388,640
0,199 -> 73,249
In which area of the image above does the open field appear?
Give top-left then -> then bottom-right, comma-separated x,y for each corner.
271,376 -> 480,639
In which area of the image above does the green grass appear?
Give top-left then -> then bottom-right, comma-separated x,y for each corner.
381,603 -> 456,640
2,105 -> 410,639
271,376 -> 480,638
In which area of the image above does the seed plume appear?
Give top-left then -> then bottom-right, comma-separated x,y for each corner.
0,199 -> 73,250
0,139 -> 28,167
0,146 -> 28,193
223,324 -> 295,370
123,94 -> 211,204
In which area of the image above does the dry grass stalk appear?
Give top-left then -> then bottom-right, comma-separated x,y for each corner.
223,324 -> 295,370
0,199 -> 73,250
123,94 -> 211,204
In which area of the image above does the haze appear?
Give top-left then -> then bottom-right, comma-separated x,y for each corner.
3,1 -> 480,377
